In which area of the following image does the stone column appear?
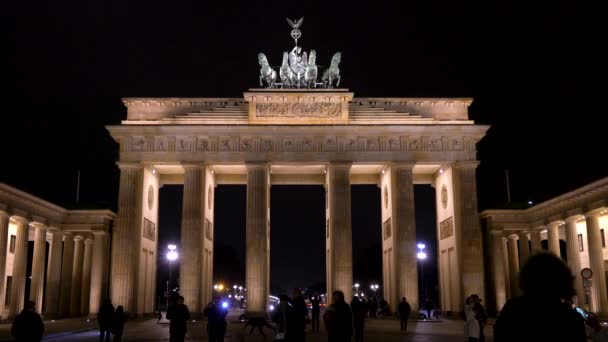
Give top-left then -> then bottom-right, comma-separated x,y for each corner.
490,231 -> 507,312
327,163 -> 353,302
110,164 -> 143,313
547,223 -> 561,257
530,230 -> 542,254
70,235 -> 85,316
565,217 -> 584,305
45,229 -> 63,317
0,211 -> 9,316
586,210 -> 608,314
29,224 -> 47,313
181,165 -> 204,314
390,164 -> 418,311
501,237 -> 511,299
452,162 -> 485,303
8,218 -> 29,318
507,234 -> 520,298
518,231 -> 531,269
81,238 -> 94,315
89,231 -> 108,315
59,232 -> 75,317
245,164 -> 270,316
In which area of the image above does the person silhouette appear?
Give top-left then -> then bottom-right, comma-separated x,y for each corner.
11,300 -> 44,342
310,292 -> 322,333
167,296 -> 190,342
494,252 -> 586,342
97,299 -> 115,342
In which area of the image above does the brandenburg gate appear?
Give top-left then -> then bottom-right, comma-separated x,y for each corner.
106,89 -> 488,316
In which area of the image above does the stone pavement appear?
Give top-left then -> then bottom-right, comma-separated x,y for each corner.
0,316 -> 493,342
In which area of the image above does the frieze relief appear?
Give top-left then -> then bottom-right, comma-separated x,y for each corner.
126,135 -> 477,153
255,102 -> 342,118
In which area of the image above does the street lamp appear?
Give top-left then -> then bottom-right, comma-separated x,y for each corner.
417,243 -> 427,308
354,283 -> 360,296
166,244 -> 179,311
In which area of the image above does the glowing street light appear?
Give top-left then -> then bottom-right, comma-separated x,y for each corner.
166,244 -> 179,311
417,242 -> 427,305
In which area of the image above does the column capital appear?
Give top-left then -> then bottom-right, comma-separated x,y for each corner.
452,161 -> 481,169
0,210 -> 9,218
29,222 -> 47,230
585,208 -> 606,218
507,234 -> 519,240
565,215 -> 584,224
116,162 -> 143,170
546,220 -> 565,228
92,230 -> 107,236
387,162 -> 415,170
84,238 -> 94,245
10,216 -> 29,225
182,163 -> 205,170
74,235 -> 85,242
489,229 -> 504,236
518,230 -> 530,236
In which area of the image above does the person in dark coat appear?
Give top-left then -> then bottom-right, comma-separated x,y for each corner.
272,294 -> 292,341
369,297 -> 378,319
324,290 -> 353,342
289,288 -> 308,342
204,301 -> 228,342
111,305 -> 128,342
350,296 -> 367,342
167,296 -> 191,342
494,252 -> 586,342
310,292 -> 322,333
470,295 -> 487,342
397,297 -> 411,332
11,300 -> 44,342
98,299 -> 115,342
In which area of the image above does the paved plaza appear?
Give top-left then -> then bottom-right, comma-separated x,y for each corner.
0,314 -> 493,342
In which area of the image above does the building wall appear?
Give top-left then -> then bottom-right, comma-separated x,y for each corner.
380,168 -> 395,307
137,167 -> 159,314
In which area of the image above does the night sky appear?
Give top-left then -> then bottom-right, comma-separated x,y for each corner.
2,1 -> 605,303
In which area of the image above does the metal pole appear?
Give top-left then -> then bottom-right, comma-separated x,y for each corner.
166,280 -> 169,311
76,169 -> 81,204
505,169 -> 511,203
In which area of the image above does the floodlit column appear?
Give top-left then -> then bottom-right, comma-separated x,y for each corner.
59,232 -> 75,316
586,210 -> 608,314
501,237 -> 511,299
390,164 -> 418,311
0,211 -> 9,316
45,229 -> 63,317
81,238 -> 94,315
507,234 -> 520,298
29,224 -> 47,313
89,231 -> 108,315
327,163 -> 353,302
490,231 -> 507,312
70,235 -> 85,316
8,218 -> 29,318
565,217 -> 584,305
547,223 -> 561,256
181,165 -> 204,313
453,162 -> 485,302
110,163 -> 143,313
530,230 -> 542,254
245,164 -> 270,316
518,231 -> 531,269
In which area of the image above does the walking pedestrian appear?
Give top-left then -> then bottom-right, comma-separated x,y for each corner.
11,301 -> 44,342
471,295 -> 487,341
205,301 -> 228,342
98,299 -> 115,342
290,288 -> 308,342
310,292 -> 321,333
464,296 -> 480,342
397,298 -> 411,331
167,296 -> 191,342
350,296 -> 367,342
324,290 -> 353,342
494,252 -> 586,342
111,305 -> 128,342
272,295 -> 292,341
369,297 -> 378,319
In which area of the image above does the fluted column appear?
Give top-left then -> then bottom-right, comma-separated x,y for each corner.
0,212 -> 9,316
327,163 -> 353,303
45,229 -> 63,317
547,223 -> 561,257
81,238 -> 94,315
29,224 -> 47,313
586,210 -> 608,314
507,234 -> 520,298
501,237 -> 511,299
490,231 -> 507,312
390,164 -> 418,311
89,231 -> 108,315
8,218 -> 29,318
70,235 -> 85,316
59,232 -> 75,316
530,230 -> 542,254
245,164 -> 270,316
181,165 -> 204,314
453,162 -> 485,303
565,217 -> 584,305
110,164 -> 143,313
518,231 -> 531,269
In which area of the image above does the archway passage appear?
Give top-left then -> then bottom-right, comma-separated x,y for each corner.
270,185 -> 325,295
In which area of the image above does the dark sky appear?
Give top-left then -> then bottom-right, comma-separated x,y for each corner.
1,1 -> 606,300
